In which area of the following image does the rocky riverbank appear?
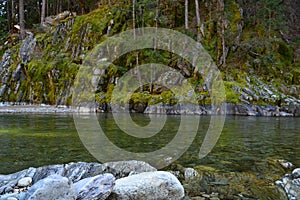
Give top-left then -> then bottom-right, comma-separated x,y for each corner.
1,102 -> 300,116
0,104 -> 75,113
0,159 -> 299,200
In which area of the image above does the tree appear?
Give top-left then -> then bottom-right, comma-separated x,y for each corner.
19,0 -> 25,39
41,0 -> 46,24
217,0 -> 226,67
185,0 -> 188,29
195,0 -> 204,42
132,0 -> 143,92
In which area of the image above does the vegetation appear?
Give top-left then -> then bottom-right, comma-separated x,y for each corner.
0,0 -> 299,108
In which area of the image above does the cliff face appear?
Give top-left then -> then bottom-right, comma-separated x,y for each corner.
0,1 -> 299,110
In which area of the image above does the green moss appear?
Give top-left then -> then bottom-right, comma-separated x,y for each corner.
224,81 -> 241,104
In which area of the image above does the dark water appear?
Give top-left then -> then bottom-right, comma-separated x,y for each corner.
0,113 -> 299,174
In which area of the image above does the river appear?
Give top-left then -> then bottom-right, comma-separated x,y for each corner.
0,113 -> 299,174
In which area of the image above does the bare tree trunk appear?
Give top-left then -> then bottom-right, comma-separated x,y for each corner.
19,0 -> 25,39
11,0 -> 15,31
132,0 -> 136,39
59,0 -> 62,13
46,0 -> 49,17
185,0 -> 188,29
150,0 -> 160,93
195,0 -> 203,42
132,0 -> 143,92
7,0 -> 11,31
41,0 -> 46,24
219,0 -> 226,67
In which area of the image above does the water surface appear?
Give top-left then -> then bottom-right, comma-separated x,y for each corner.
0,113 -> 299,174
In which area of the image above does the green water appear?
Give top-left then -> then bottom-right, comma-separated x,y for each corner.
0,113 -> 299,174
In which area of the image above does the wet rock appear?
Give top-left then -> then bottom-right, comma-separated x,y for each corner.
25,174 -> 77,200
277,159 -> 294,169
276,168 -> 300,200
108,171 -> 184,200
74,173 -> 115,200
292,168 -> 300,177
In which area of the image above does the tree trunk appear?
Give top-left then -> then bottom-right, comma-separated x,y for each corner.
220,0 -> 226,67
132,0 -> 143,92
19,0 -> 25,39
41,0 -> 46,24
11,0 -> 15,31
7,0 -> 11,31
195,0 -> 203,41
185,0 -> 188,29
132,0 -> 136,39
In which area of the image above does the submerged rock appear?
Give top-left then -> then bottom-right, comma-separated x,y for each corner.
108,171 -> 184,200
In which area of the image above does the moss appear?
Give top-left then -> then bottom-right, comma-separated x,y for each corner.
223,81 -> 242,104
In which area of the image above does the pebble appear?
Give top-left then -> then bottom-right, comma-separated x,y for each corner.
17,177 -> 32,187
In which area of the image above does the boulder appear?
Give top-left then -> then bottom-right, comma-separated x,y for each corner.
25,174 -> 77,200
74,173 -> 115,200
32,162 -> 106,183
108,171 -> 184,200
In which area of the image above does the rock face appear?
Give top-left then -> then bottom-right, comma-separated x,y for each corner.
108,171 -> 184,200
74,174 -> 115,200
25,175 -> 77,200
276,168 -> 300,200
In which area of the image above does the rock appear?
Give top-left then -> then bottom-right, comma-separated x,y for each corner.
277,159 -> 294,169
25,174 -> 77,200
31,162 -> 106,183
0,167 -> 36,194
103,160 -> 157,179
108,171 -> 184,200
19,33 -> 37,64
184,168 -> 199,180
292,168 -> 300,178
144,103 -> 204,115
276,170 -> 300,200
17,177 -> 32,187
74,173 -> 115,200
7,197 -> 18,200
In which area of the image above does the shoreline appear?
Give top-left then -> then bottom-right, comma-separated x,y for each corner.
0,160 -> 298,199
0,103 -> 299,116
0,104 -> 75,113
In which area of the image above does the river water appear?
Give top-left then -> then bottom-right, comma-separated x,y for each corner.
0,113 -> 299,174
